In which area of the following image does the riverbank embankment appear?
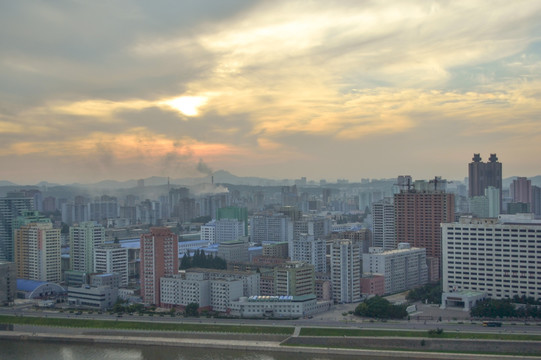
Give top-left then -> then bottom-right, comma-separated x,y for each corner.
1,328 -> 540,360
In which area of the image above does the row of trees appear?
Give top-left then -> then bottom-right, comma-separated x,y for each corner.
471,299 -> 541,319
354,296 -> 408,319
179,249 -> 227,270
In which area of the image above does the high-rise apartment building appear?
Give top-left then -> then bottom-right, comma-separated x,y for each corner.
470,186 -> 500,218
215,218 -> 245,244
442,215 -> 541,300
330,239 -> 361,303
14,222 -> 61,283
0,192 -> 34,262
274,261 -> 315,296
290,234 -> 327,273
531,186 -> 541,217
0,261 -> 16,305
371,198 -> 396,250
250,213 -> 293,244
94,243 -> 129,286
394,185 -> 455,280
293,216 -> 331,241
217,206 -> 248,236
468,153 -> 502,205
362,244 -> 428,295
70,222 -> 105,273
200,219 -> 216,243
510,177 -> 532,205
140,227 -> 178,305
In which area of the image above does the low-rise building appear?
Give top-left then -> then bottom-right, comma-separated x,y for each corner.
160,268 -> 258,312
217,238 -> 250,263
360,274 -> 385,296
17,279 -> 65,300
67,285 -> 118,310
230,294 -> 331,318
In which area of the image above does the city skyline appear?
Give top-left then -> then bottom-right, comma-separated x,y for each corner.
2,1 -> 541,184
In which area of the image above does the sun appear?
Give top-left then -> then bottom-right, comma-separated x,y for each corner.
162,96 -> 207,116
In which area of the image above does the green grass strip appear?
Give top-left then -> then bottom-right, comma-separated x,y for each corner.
299,327 -> 541,341
0,315 -> 293,335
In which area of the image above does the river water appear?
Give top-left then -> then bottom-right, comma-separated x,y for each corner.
0,339 -> 409,360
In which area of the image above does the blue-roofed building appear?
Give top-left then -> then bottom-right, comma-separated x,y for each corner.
17,279 -> 65,299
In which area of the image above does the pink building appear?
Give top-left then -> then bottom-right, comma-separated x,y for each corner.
360,275 -> 385,296
140,227 -> 178,306
510,177 -> 531,204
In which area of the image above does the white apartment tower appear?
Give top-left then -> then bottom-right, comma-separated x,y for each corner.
94,243 -> 129,286
442,215 -> 541,300
362,244 -> 428,295
371,198 -> 395,250
290,234 -> 327,273
330,239 -> 361,303
14,222 -> 61,283
70,221 -> 105,273
250,213 -> 293,244
200,220 -> 216,244
215,218 -> 244,244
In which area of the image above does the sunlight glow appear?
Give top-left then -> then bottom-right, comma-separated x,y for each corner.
162,96 -> 207,116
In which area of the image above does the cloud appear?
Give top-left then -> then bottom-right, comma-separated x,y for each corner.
1,1 -> 541,183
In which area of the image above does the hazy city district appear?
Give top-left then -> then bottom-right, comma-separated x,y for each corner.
1,153 -> 541,357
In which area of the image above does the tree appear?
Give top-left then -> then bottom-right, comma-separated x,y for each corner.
406,282 -> 442,304
180,251 -> 191,270
470,299 -> 516,318
185,303 -> 199,317
354,296 -> 408,319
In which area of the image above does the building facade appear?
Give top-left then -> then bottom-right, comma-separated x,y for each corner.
0,261 -> 16,305
442,216 -> 541,300
330,239 -> 361,303
290,234 -> 326,273
14,222 -> 61,283
70,221 -> 105,273
94,244 -> 129,286
215,218 -> 245,244
217,238 -> 250,263
394,186 -> 455,280
250,213 -> 293,244
372,198 -> 396,250
140,227 -> 179,305
468,153 -> 502,206
262,242 -> 289,259
160,268 -> 257,312
0,192 -> 34,262
362,244 -> 428,295
510,177 -> 531,205
230,294 -> 331,318
274,261 -> 315,297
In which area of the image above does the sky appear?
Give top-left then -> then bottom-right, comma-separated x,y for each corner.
1,1 -> 541,184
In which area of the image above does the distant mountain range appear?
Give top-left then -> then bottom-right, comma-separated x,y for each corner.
2,171 -> 541,189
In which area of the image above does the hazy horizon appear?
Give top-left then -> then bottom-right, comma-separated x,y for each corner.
2,1 -> 541,184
